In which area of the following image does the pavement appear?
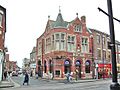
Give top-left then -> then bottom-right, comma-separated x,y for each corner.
0,77 -> 14,88
0,76 -> 111,88
37,77 -> 111,84
53,78 -> 110,83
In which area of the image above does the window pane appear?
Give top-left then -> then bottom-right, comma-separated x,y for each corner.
56,34 -> 59,39
68,43 -> 71,51
61,41 -> 64,50
61,34 -> 64,40
68,36 -> 70,41
0,14 -> 2,26
82,38 -> 88,52
52,35 -> 54,40
97,35 -> 100,44
56,41 -> 59,50
72,37 -> 74,41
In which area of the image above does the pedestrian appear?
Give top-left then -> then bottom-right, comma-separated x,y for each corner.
36,72 -> 38,79
66,72 -> 70,82
75,69 -> 78,81
4,70 -> 7,80
23,72 -> 29,85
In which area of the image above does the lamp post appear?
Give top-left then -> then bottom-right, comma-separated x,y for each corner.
98,0 -> 120,89
101,35 -> 105,80
107,0 -> 120,89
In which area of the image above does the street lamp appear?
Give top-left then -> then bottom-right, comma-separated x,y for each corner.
107,0 -> 120,89
98,0 -> 120,89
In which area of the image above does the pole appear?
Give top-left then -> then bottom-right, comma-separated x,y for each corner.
102,35 -> 105,79
107,0 -> 120,89
91,36 -> 94,79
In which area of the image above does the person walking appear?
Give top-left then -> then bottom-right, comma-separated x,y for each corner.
66,72 -> 70,82
4,70 -> 7,80
75,69 -> 78,81
23,72 -> 29,85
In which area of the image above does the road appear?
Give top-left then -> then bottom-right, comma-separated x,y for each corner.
1,75 -> 120,90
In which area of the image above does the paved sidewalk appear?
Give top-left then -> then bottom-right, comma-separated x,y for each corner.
0,78 -> 14,88
37,77 -> 111,84
55,78 -> 110,83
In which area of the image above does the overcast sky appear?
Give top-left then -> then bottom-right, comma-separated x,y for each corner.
1,0 -> 120,67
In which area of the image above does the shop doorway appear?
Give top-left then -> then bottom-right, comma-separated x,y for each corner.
64,60 -> 71,74
75,60 -> 81,78
44,61 -> 47,73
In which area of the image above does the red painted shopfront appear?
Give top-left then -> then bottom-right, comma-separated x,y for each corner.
98,64 -> 111,78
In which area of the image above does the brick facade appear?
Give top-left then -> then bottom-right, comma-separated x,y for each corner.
36,12 -> 93,79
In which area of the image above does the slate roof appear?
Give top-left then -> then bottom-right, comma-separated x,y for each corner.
49,12 -> 69,28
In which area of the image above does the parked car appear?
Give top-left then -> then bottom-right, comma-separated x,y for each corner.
12,71 -> 18,76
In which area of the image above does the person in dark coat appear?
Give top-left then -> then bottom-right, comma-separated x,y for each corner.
23,72 -> 29,85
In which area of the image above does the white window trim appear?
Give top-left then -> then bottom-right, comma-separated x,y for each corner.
54,32 -> 66,51
67,34 -> 76,52
74,25 -> 82,33
96,33 -> 101,44
81,36 -> 89,53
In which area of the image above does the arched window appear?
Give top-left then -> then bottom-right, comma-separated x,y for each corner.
75,60 -> 80,66
64,60 -> 71,74
85,60 -> 90,73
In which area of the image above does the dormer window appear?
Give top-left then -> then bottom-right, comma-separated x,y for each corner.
74,25 -> 82,33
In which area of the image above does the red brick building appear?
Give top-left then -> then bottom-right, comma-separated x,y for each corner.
0,5 -> 6,81
5,54 -> 17,73
0,5 -> 6,51
36,10 -> 94,79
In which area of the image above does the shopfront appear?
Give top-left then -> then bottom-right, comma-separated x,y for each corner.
98,64 -> 111,78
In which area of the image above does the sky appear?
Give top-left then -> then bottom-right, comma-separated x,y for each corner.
0,0 -> 120,68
